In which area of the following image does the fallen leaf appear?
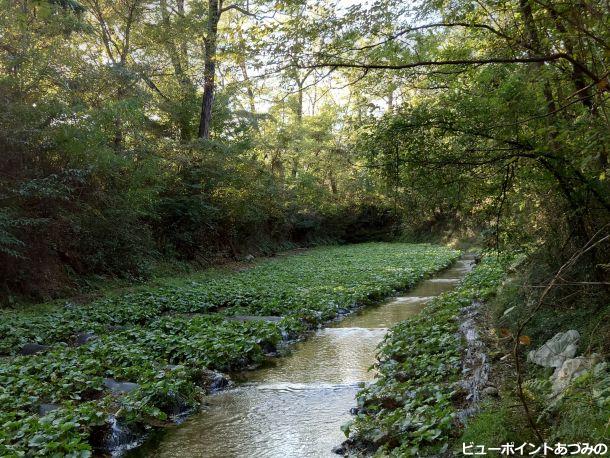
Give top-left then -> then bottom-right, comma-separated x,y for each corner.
518,335 -> 531,345
499,328 -> 512,337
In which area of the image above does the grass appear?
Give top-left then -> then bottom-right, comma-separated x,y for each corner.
459,256 -> 610,457
458,356 -> 610,457
459,399 -> 536,456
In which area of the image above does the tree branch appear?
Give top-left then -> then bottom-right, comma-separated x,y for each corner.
346,22 -> 516,53
220,4 -> 256,17
299,53 -> 574,70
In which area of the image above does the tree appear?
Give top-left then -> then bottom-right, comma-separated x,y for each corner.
197,0 -> 260,139
297,0 -> 609,246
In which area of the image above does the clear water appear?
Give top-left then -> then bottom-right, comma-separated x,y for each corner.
132,258 -> 474,458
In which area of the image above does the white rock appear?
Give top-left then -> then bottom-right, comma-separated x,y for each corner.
551,354 -> 600,395
527,330 -> 579,368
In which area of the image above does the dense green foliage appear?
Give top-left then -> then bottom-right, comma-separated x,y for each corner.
342,255 -> 512,456
301,1 -> 610,254
459,258 -> 610,456
0,0 -> 397,301
0,243 -> 458,456
1,0 -> 608,300
0,243 -> 458,354
1,0 -> 608,454
460,364 -> 610,457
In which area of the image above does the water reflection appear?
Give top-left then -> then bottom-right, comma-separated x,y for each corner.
153,384 -> 360,458
245,327 -> 386,384
135,258 -> 473,458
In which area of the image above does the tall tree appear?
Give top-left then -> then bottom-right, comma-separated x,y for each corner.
197,0 -> 259,139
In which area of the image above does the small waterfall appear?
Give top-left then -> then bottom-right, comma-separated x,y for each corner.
456,300 -> 492,423
102,415 -> 148,457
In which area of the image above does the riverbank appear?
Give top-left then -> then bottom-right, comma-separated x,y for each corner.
0,243 -> 459,456
459,262 -> 610,456
337,254 -> 513,456
128,252 -> 476,457
339,253 -> 610,457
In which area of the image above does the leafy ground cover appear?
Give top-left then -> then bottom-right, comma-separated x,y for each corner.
341,254 -> 512,456
0,242 -> 459,456
1,243 -> 458,355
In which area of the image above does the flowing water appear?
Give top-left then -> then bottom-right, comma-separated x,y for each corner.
134,257 -> 475,458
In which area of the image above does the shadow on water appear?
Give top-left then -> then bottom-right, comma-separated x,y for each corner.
127,257 -> 475,458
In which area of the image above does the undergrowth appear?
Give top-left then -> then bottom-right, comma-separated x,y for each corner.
460,253 -> 610,457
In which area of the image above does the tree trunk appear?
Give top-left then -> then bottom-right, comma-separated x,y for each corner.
113,77 -> 126,151
290,77 -> 305,178
328,170 -> 337,194
198,0 -> 220,139
519,0 -> 557,114
240,61 -> 256,115
236,28 -> 256,118
545,5 -> 594,112
160,0 -> 194,141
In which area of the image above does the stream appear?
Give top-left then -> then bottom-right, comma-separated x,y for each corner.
130,256 -> 475,457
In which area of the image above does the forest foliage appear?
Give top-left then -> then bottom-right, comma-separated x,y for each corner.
1,0 -> 609,297
1,0 -> 609,454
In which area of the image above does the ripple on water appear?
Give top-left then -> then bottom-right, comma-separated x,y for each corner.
152,384 -> 361,458
335,296 -> 433,329
245,327 -> 385,384
138,257 -> 475,458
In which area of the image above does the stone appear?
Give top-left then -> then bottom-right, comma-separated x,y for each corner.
244,254 -> 255,262
198,369 -> 230,392
551,354 -> 600,395
19,343 -> 49,355
482,386 -> 499,397
527,330 -> 579,368
74,332 -> 98,346
260,340 -> 277,355
103,378 -> 139,394
331,445 -> 346,455
90,415 -> 147,455
38,403 -> 60,416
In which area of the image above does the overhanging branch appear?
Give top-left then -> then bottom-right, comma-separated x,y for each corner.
299,53 -> 574,70
220,4 -> 257,17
